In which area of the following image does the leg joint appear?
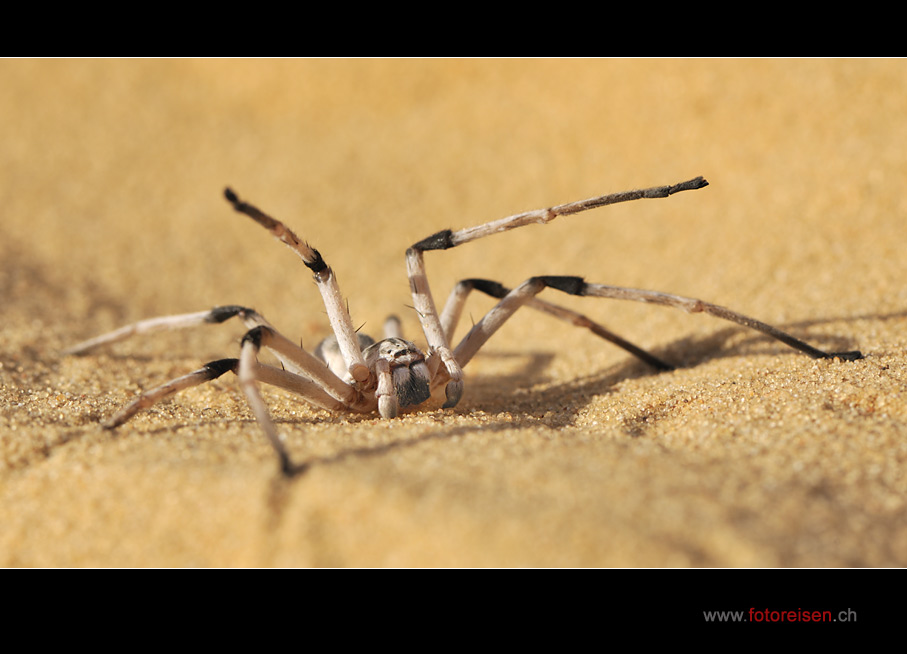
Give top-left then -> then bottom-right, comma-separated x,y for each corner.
206,305 -> 255,323
242,325 -> 270,349
304,248 -> 328,273
530,275 -> 588,296
203,358 -> 239,378
461,278 -> 511,299
410,229 -> 455,252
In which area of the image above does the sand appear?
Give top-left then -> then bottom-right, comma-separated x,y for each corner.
1,59 -> 905,567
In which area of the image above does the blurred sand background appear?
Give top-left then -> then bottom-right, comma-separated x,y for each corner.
1,59 -> 905,567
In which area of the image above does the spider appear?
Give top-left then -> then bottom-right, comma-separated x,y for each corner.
65,177 -> 863,475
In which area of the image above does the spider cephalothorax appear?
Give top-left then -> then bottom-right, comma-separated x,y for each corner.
65,177 -> 862,475
363,337 -> 433,415
316,329 -> 433,418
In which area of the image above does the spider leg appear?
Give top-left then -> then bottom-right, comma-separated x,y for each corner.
405,247 -> 464,408
581,282 -> 863,360
407,177 -> 709,407
103,358 -> 239,429
101,355 -> 334,476
62,305 -> 271,355
414,177 -> 708,253
225,188 -> 370,386
103,330 -> 368,476
247,325 -> 377,413
73,300 -> 373,413
452,275 -> 863,369
441,279 -> 674,371
235,329 -> 317,476
103,356 -> 347,431
383,315 -> 404,339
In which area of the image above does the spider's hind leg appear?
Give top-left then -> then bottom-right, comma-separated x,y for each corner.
452,275 -> 863,370
578,280 -> 863,362
440,278 -> 675,372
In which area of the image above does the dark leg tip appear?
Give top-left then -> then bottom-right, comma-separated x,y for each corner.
280,456 -> 308,479
466,278 -> 511,299
535,275 -> 588,296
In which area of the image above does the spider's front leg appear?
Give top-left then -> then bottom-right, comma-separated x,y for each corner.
224,188 -> 370,387
406,177 -> 710,408
225,189 -> 437,421
233,325 -> 381,475
405,247 -> 464,408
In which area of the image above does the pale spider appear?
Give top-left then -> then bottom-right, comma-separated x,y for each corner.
65,177 -> 863,475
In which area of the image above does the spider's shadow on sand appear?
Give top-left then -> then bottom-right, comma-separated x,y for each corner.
461,316 -> 865,415
252,312 -> 871,533
257,311 -> 870,475
258,313 -> 870,537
